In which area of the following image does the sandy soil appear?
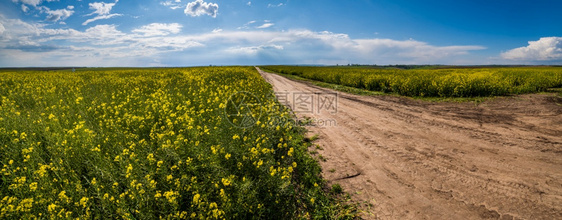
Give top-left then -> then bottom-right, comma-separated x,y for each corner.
257,67 -> 562,220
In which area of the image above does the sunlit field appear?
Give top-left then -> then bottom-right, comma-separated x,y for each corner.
0,67 -> 355,219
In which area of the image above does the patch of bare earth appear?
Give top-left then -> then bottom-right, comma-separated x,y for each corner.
258,67 -> 562,219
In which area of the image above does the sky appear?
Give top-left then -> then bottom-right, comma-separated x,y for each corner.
0,0 -> 561,67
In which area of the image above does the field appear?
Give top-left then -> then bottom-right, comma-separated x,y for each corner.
260,66 -> 562,97
0,67 -> 355,219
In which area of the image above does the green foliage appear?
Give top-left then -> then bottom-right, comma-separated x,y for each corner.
261,66 -> 562,98
331,184 -> 343,194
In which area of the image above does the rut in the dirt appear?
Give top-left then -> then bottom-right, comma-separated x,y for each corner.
257,67 -> 562,220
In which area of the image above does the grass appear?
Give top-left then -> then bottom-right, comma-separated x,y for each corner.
331,184 -> 343,194
547,87 -> 562,97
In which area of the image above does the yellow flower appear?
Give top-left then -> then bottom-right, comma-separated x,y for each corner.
48,203 -> 57,212
80,197 -> 89,208
209,202 -> 217,209
17,198 -> 34,212
193,194 -> 200,204
58,191 -> 70,203
29,182 -> 38,191
147,153 -> 155,162
220,189 -> 226,199
163,190 -> 177,204
15,176 -> 26,184
221,178 -> 230,186
287,147 -> 294,157
126,164 -> 133,178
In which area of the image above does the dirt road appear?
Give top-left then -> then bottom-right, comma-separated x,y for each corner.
257,67 -> 562,219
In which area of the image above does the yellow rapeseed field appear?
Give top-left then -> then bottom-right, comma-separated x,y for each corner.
261,66 -> 562,97
0,67 -> 354,219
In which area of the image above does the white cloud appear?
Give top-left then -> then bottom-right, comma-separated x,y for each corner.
83,14 -> 121,26
0,17 -> 204,66
160,1 -> 173,6
84,24 -> 125,39
226,45 -> 283,55
184,0 -> 218,17
501,37 -> 562,61
132,23 -> 183,36
160,1 -> 183,10
247,1 -> 251,6
238,20 -> 264,29
67,5 -> 74,10
0,16 -> 487,67
83,0 -> 122,25
87,1 -> 117,15
256,23 -> 274,29
12,0 -> 58,9
42,7 -> 74,22
353,38 -> 485,60
267,3 -> 284,8
12,0 -> 43,7
212,28 -> 222,33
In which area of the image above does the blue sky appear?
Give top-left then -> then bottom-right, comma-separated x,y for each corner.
0,0 -> 561,67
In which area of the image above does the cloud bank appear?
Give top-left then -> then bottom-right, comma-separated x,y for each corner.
501,37 -> 562,62
0,16 -> 487,67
